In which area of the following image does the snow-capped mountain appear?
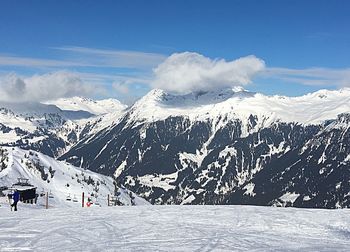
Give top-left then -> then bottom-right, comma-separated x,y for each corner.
61,87 -> 350,208
0,104 -> 79,156
44,96 -> 127,115
0,98 -> 127,157
0,147 -> 149,207
129,87 -> 350,126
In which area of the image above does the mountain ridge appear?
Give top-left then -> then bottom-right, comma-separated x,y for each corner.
60,88 -> 350,208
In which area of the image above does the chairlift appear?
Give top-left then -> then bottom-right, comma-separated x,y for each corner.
73,195 -> 78,202
66,193 -> 72,201
49,191 -> 54,199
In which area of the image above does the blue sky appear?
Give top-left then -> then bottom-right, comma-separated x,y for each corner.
0,0 -> 349,103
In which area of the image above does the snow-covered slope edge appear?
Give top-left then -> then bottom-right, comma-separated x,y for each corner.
0,147 -> 149,207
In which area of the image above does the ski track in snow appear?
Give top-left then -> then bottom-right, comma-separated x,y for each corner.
0,205 -> 349,251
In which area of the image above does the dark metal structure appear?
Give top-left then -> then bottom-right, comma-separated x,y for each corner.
10,178 -> 37,203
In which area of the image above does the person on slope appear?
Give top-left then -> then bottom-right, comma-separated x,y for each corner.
11,190 -> 20,211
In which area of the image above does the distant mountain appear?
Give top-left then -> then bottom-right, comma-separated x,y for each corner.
0,147 -> 149,207
44,96 -> 127,115
60,88 -> 350,208
0,98 -> 127,157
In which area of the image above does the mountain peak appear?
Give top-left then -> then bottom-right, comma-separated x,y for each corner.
141,87 -> 252,105
142,89 -> 168,101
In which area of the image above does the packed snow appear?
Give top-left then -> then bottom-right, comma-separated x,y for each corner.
0,205 -> 349,251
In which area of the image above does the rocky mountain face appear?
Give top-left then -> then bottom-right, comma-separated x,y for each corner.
60,88 -> 350,208
226,113 -> 350,208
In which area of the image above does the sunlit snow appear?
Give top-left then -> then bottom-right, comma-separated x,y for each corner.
0,205 -> 349,251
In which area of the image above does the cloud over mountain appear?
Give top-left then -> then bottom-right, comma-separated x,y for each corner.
0,71 -> 102,102
151,52 -> 265,94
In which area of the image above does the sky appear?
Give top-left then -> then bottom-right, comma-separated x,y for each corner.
0,0 -> 349,103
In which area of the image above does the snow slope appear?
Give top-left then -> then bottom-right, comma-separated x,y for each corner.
0,147 -> 149,207
0,205 -> 349,251
44,96 -> 127,115
129,87 -> 350,126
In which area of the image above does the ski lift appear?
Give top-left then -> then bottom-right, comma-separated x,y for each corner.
66,194 -> 72,201
48,191 -> 54,199
72,195 -> 78,203
40,188 -> 45,197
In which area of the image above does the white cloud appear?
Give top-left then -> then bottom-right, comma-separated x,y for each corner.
0,71 -> 104,102
0,55 -> 90,68
0,47 -> 166,70
151,52 -> 265,94
264,67 -> 350,87
112,81 -> 130,94
53,46 -> 166,69
78,72 -> 151,86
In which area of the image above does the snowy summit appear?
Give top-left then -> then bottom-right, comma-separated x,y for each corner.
44,96 -> 127,115
129,87 -> 350,125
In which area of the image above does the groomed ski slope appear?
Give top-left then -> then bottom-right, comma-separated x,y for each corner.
0,205 -> 349,251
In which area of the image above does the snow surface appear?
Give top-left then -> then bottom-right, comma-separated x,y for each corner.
74,109 -> 126,137
0,205 -> 349,251
0,131 -> 23,144
279,192 -> 300,204
243,182 -> 256,197
137,172 -> 178,192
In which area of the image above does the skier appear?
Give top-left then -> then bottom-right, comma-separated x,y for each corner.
11,190 -> 20,211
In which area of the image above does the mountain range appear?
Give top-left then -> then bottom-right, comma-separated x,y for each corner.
1,88 -> 350,208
